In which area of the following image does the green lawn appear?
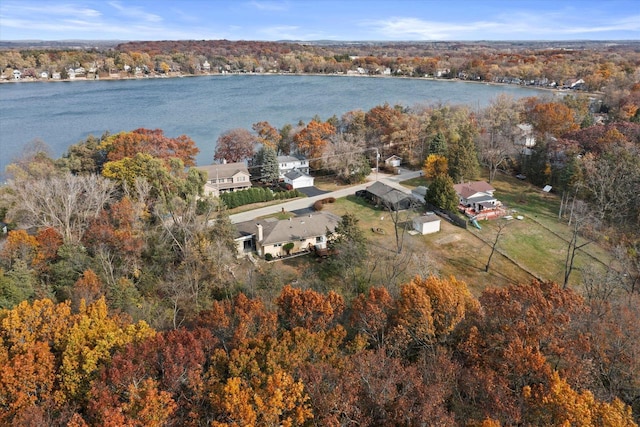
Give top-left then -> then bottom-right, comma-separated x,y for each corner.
320,172 -> 613,294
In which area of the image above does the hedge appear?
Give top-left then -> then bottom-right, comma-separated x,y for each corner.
220,187 -> 302,209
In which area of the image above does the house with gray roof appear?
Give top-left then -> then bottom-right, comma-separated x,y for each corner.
194,162 -> 251,197
234,211 -> 340,258
363,181 -> 415,211
277,155 -> 309,179
284,169 -> 314,189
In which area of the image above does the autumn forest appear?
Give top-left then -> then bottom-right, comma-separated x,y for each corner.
1,39 -> 640,426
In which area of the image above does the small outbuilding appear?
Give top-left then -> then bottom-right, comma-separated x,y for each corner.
413,212 -> 441,235
283,169 -> 314,189
384,155 -> 402,167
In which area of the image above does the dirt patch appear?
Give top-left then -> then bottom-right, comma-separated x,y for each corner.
435,234 -> 462,245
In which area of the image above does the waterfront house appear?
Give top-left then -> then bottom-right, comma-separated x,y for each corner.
194,162 -> 251,197
277,156 -> 309,179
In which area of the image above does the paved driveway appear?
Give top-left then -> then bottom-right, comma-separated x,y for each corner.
297,186 -> 329,197
229,169 -> 422,224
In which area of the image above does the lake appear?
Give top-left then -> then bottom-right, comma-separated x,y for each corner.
0,74 -> 550,173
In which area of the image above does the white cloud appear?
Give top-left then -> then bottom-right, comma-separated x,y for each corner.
258,25 -> 303,40
108,1 -> 162,23
364,11 -> 640,40
248,1 -> 289,12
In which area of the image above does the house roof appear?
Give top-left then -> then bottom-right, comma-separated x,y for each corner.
453,181 -> 495,199
414,213 -> 440,224
385,155 -> 402,161
277,155 -> 306,163
193,162 -> 250,180
234,212 -> 340,245
284,169 -> 311,181
366,181 -> 412,206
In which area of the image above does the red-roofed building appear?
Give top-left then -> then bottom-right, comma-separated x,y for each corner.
454,181 -> 500,213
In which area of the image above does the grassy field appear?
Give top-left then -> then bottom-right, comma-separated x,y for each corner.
319,171 -> 613,295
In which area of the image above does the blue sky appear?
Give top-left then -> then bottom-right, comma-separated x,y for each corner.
1,0 -> 638,41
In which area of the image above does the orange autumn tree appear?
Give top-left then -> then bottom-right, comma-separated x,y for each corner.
523,99 -> 579,138
252,121 -> 282,150
392,276 -> 478,354
293,119 -> 336,165
523,371 -> 637,427
455,280 -> 590,425
0,299 -> 74,424
89,328 -> 210,426
276,285 -> 344,332
349,287 -> 395,349
0,298 -> 155,426
100,128 -> 199,166
0,229 -> 39,268
33,227 -> 63,272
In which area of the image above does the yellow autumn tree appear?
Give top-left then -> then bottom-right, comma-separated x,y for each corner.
422,154 -> 449,180
393,276 -> 479,351
212,369 -> 312,427
58,297 -> 155,402
523,371 -> 637,427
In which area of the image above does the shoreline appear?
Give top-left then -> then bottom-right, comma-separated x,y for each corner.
0,71 -> 600,97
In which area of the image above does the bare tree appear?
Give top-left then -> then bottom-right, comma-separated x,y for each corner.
382,196 -> 419,254
477,95 -> 520,183
324,133 -> 370,183
8,173 -> 115,243
485,221 -> 509,272
563,201 -> 594,289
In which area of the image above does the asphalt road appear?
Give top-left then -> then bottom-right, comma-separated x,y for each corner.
229,169 -> 422,224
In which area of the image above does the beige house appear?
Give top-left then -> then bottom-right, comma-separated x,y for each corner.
194,162 -> 251,197
234,212 -> 340,259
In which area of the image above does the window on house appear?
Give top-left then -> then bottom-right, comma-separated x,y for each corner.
316,236 -> 323,243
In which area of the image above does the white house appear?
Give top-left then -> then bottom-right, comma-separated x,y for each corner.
277,155 -> 309,179
12,70 -> 21,80
413,212 -> 441,235
453,181 -> 499,212
234,212 -> 341,258
284,169 -> 314,189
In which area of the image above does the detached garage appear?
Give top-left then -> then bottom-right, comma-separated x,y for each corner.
413,212 -> 441,235
284,169 -> 314,189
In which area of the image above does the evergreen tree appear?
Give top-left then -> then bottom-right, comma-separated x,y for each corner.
524,139 -> 551,187
426,175 -> 459,211
447,131 -> 479,183
261,147 -> 280,184
429,132 -> 447,156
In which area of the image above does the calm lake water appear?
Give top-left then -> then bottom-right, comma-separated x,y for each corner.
0,74 -> 550,173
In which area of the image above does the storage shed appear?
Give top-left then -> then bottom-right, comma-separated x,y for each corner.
413,212 -> 441,235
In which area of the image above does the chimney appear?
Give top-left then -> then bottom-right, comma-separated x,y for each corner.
256,223 -> 263,242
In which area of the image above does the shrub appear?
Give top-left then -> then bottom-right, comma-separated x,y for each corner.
313,200 -> 324,211
265,253 -> 273,261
